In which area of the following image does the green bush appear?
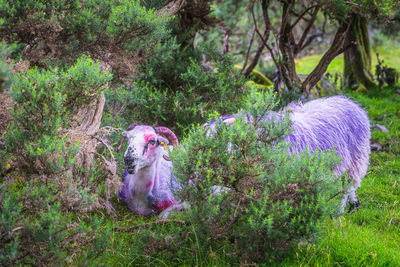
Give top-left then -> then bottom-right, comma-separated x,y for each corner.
4,55 -> 111,174
0,0 -> 170,53
0,180 -> 110,265
117,43 -> 247,134
167,88 -> 344,263
0,42 -> 13,93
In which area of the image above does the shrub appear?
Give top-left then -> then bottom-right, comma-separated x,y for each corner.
116,43 -> 247,134
0,0 -> 171,53
167,88 -> 344,263
3,55 -> 111,174
0,180 -> 111,266
0,42 -> 13,93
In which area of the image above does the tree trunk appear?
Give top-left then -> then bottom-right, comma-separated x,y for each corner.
69,92 -> 106,171
278,0 -> 301,91
301,22 -> 350,95
343,14 -> 376,91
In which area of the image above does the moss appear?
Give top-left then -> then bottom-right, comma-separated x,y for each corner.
234,64 -> 273,86
344,14 -> 377,90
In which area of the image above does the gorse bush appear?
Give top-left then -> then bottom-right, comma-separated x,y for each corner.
0,42 -> 12,93
0,0 -> 170,52
0,181 -> 111,266
115,43 -> 247,134
4,55 -> 111,174
166,88 -> 345,263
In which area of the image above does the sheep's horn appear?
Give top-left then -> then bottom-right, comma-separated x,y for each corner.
117,123 -> 138,153
155,126 -> 178,161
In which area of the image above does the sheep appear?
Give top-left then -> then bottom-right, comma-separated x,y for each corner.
117,123 -> 184,216
203,95 -> 371,213
117,123 -> 223,218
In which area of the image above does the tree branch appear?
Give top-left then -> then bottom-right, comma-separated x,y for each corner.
242,25 -> 256,72
298,14 -> 327,52
294,5 -> 320,55
301,22 -> 352,95
250,1 -> 282,91
242,1 -> 271,77
290,4 -> 321,30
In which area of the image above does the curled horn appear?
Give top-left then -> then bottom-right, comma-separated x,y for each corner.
154,126 -> 179,161
117,123 -> 137,153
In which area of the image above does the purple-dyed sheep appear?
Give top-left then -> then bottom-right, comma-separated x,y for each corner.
117,124 -> 182,216
204,96 -> 371,212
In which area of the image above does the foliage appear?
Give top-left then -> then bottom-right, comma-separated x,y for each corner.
0,0 -> 172,81
0,42 -> 13,93
0,0 -> 170,50
3,55 -> 111,174
375,53 -> 399,88
109,43 -> 247,134
164,88 -> 344,263
0,180 -> 111,265
1,0 -> 399,265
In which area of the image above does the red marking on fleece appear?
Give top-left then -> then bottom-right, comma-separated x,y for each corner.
153,199 -> 177,211
145,180 -> 153,189
144,133 -> 157,143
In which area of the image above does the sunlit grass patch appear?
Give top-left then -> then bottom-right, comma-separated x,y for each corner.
295,42 -> 400,77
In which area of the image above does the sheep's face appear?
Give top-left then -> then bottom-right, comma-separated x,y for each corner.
122,126 -> 169,174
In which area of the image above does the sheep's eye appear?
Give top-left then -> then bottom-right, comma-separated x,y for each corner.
148,140 -> 156,145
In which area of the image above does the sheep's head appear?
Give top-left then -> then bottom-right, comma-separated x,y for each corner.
117,123 -> 178,174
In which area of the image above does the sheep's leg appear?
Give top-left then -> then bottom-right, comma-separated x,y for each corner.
347,188 -> 360,212
340,184 -> 360,213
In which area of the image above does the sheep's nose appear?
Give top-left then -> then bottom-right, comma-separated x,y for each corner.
126,168 -> 135,174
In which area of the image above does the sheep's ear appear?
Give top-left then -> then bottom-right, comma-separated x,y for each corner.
158,136 -> 169,145
122,131 -> 128,137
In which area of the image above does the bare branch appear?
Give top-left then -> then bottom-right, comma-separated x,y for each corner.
250,2 -> 281,90
290,4 -> 321,30
242,0 -> 272,77
242,25 -> 256,72
295,5 -> 320,55
299,13 -> 327,52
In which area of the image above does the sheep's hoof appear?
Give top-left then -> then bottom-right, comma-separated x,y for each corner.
348,200 -> 360,213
